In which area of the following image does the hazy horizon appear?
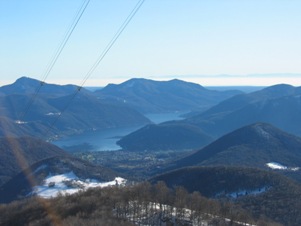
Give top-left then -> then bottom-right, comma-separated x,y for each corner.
1,74 -> 300,88
1,1 -> 301,87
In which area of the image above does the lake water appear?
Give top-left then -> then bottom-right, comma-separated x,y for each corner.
52,112 -> 185,152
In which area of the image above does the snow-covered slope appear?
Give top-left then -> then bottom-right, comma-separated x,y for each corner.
31,171 -> 126,198
266,162 -> 300,171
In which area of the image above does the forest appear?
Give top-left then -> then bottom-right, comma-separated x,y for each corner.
0,181 -> 280,226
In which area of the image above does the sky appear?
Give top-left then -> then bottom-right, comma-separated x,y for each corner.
1,0 -> 301,87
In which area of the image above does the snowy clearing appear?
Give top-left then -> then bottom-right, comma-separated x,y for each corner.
14,120 -> 27,124
266,162 -> 299,171
30,171 -> 126,198
45,112 -> 61,116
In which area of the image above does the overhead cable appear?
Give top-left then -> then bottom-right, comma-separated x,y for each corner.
79,0 -> 145,88
44,0 -> 146,138
18,0 -> 90,121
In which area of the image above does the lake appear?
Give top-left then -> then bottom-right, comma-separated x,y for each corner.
52,112 -> 185,152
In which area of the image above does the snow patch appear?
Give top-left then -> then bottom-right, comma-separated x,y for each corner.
30,172 -> 126,198
15,120 -> 27,124
46,112 -> 61,116
266,162 -> 300,171
266,162 -> 287,170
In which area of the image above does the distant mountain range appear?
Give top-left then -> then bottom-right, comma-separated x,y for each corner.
0,77 -> 151,139
185,83 -> 301,137
0,76 -> 89,97
95,78 -> 243,113
119,84 -> 301,151
0,76 -> 244,142
3,76 -> 301,225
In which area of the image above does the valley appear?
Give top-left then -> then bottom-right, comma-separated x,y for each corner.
1,77 -> 301,225
73,149 -> 194,180
52,111 -> 186,152
2,1 -> 301,224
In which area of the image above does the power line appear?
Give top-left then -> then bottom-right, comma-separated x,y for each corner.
42,0 -> 90,83
44,0 -> 146,139
18,0 -> 90,121
79,0 -> 145,88
10,2 -> 90,223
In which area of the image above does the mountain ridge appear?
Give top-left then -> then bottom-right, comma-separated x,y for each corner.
0,77 -> 151,139
0,76 -> 89,97
95,78 -> 243,113
185,84 -> 301,137
166,123 -> 301,178
119,84 -> 301,151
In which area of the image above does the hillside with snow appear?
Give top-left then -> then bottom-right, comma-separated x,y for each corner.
31,171 -> 126,198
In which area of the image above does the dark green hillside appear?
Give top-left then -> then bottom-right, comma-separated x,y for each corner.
150,166 -> 301,225
117,122 -> 213,151
95,78 -> 242,113
0,136 -> 66,186
172,123 -> 301,170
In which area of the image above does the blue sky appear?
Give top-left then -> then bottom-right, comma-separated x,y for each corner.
1,0 -> 301,86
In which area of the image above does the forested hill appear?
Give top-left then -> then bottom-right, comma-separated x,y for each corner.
0,155 -> 118,203
170,122 -> 301,171
150,166 -> 301,225
0,136 -> 119,203
117,122 -> 213,151
0,177 -> 279,226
